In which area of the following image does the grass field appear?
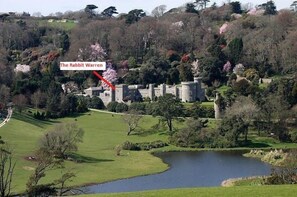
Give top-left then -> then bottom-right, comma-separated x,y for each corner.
78,185 -> 297,197
1,111 -> 168,194
183,101 -> 214,108
1,110 -> 297,195
216,85 -> 232,96
38,19 -> 77,31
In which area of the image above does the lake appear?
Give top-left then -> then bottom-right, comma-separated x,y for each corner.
82,151 -> 272,194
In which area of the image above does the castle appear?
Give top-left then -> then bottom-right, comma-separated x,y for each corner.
84,77 -> 205,105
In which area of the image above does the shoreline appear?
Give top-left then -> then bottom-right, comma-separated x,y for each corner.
221,176 -> 267,187
70,149 -> 268,194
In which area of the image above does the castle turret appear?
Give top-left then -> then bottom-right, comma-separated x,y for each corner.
174,85 -> 178,98
159,83 -> 166,96
181,82 -> 197,102
194,76 -> 205,101
115,84 -> 129,102
214,93 -> 221,119
110,89 -> 115,102
148,84 -> 154,101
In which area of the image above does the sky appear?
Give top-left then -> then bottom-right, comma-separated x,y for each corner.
0,0 -> 293,16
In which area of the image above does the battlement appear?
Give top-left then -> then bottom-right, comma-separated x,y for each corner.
84,79 -> 205,105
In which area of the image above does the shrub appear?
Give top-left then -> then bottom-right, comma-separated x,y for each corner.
136,140 -> 168,150
264,167 -> 297,185
205,87 -> 215,98
33,111 -> 46,120
129,102 -> 147,114
114,145 -> 122,156
106,101 -> 118,112
190,102 -> 215,118
121,140 -> 168,151
115,103 -> 128,113
122,141 -> 140,151
89,97 -> 105,109
290,130 -> 297,143
145,102 -> 158,115
233,79 -> 252,96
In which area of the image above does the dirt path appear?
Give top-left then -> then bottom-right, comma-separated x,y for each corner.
0,107 -> 12,128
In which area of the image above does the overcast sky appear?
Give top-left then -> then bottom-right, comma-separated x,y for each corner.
0,0 -> 293,15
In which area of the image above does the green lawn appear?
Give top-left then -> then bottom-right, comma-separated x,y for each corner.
78,185 -> 297,197
232,177 -> 264,186
1,111 -> 168,194
216,85 -> 232,95
183,101 -> 214,108
1,110 -> 297,195
38,19 -> 77,31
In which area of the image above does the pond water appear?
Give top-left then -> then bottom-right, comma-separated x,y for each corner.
82,151 -> 272,194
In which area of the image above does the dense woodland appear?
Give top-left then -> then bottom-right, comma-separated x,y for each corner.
0,1 -> 297,146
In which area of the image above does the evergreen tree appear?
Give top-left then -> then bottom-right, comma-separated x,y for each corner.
46,82 -> 62,117
230,1 -> 242,14
152,94 -> 185,134
101,6 -> 118,18
125,9 -> 146,24
228,38 -> 243,64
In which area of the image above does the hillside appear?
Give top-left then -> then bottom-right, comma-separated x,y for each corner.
1,111 -> 167,193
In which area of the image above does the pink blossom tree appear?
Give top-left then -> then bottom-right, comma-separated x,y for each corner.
77,43 -> 106,61
77,43 -> 118,89
102,67 -> 117,89
223,61 -> 232,73
247,8 -> 265,16
219,23 -> 229,34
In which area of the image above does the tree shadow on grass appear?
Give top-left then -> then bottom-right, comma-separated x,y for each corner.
12,111 -> 89,129
136,122 -> 168,137
134,128 -> 159,137
12,112 -> 60,128
241,140 -> 271,148
68,153 -> 114,163
66,112 -> 91,118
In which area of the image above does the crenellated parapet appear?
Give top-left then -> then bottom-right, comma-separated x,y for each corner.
85,78 -> 206,104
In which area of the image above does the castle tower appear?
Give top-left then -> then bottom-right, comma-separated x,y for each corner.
115,84 -> 129,102
214,93 -> 221,119
159,83 -> 166,96
110,89 -> 115,102
181,82 -> 196,102
174,85 -> 178,98
148,84 -> 154,101
194,77 -> 205,101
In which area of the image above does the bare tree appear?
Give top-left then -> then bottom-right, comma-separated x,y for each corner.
0,85 -> 10,107
195,0 -> 210,10
54,171 -> 76,196
26,148 -> 81,196
26,149 -> 58,197
0,146 -> 15,197
226,96 -> 259,142
31,90 -> 43,110
39,122 -> 84,159
226,96 -> 259,121
122,109 -> 142,135
0,64 -> 13,86
12,94 -> 27,113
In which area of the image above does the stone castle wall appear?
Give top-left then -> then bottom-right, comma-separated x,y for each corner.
85,78 -> 205,105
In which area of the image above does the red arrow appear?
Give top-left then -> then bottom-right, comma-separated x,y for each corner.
92,71 -> 116,90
